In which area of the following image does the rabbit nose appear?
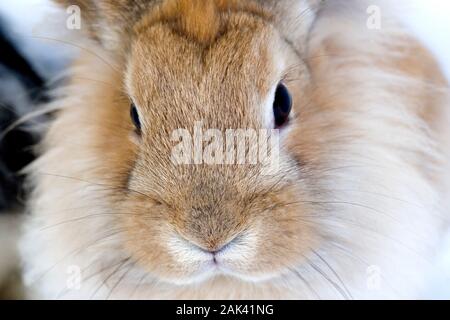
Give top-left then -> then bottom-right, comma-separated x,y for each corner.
203,236 -> 238,254
186,234 -> 240,256
186,204 -> 241,247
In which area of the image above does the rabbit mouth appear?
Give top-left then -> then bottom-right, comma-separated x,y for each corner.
161,236 -> 284,285
161,260 -> 278,286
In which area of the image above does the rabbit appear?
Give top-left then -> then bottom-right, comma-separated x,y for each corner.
19,0 -> 450,299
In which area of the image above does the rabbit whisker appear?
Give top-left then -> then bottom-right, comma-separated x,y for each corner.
90,257 -> 132,300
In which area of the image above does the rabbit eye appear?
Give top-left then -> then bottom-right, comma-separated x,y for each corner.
130,103 -> 141,132
273,83 -> 292,128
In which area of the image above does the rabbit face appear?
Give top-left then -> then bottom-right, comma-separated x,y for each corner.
119,3 -> 318,284
22,0 -> 448,299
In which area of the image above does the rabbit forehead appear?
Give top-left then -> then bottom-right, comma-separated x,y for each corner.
126,14 -> 285,128
133,0 -> 272,46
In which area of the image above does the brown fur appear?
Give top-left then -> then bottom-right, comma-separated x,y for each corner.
20,0 -> 450,299
138,0 -> 271,45
120,0 -> 314,281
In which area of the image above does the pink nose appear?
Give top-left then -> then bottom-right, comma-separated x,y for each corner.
192,234 -> 240,256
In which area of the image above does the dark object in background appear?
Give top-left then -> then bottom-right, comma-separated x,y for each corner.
0,108 -> 36,210
0,23 -> 47,102
0,19 -> 46,211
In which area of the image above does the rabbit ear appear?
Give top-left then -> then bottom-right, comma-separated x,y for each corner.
56,0 -> 143,49
57,0 -> 323,51
262,0 -> 324,55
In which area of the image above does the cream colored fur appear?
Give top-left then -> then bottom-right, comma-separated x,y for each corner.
20,0 -> 450,299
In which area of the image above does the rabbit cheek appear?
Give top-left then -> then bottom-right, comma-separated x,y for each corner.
221,188 -> 320,281
117,197 -> 212,284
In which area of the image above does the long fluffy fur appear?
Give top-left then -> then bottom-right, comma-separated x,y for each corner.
20,0 -> 450,299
